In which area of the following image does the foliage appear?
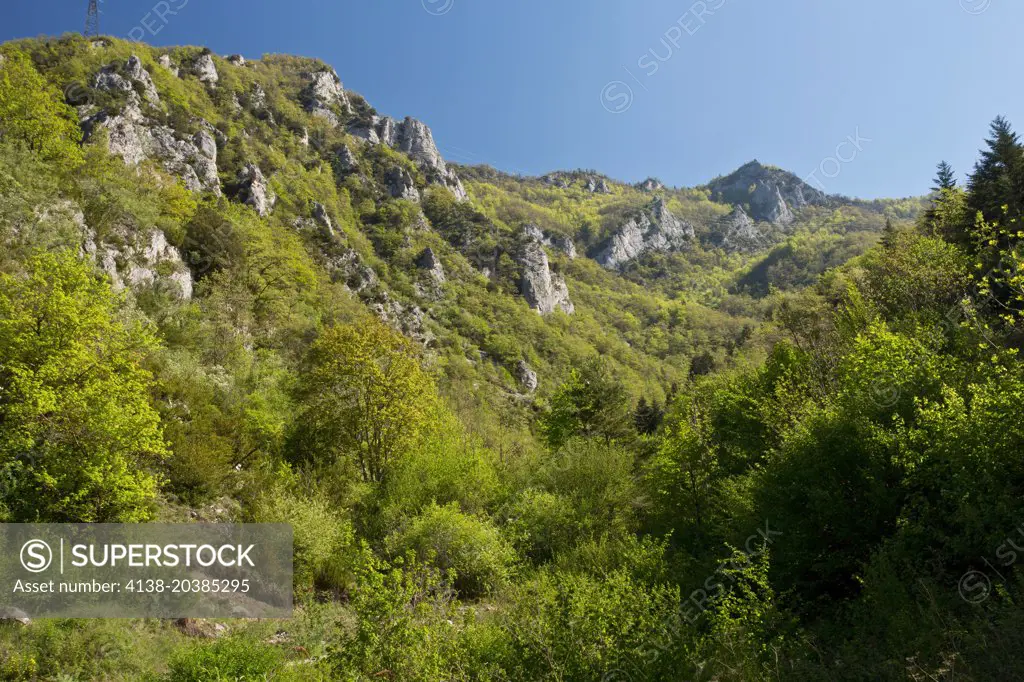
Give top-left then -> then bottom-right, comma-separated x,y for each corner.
0,48 -> 82,167
0,251 -> 166,521
292,319 -> 435,484
385,502 -> 517,598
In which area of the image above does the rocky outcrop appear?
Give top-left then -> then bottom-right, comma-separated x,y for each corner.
348,116 -> 467,201
302,69 -> 350,126
94,55 -> 159,106
192,53 -> 218,86
637,177 -> 664,192
542,171 -> 612,194
335,144 -> 359,174
85,225 -> 193,300
326,248 -> 432,343
416,247 -> 445,284
328,248 -> 379,293
347,115 -> 395,145
707,160 -> 827,225
311,201 -> 333,236
515,360 -> 538,393
715,206 -> 768,253
370,292 -> 432,345
236,164 -> 274,217
518,227 -> 574,315
595,197 -> 695,269
246,83 -> 268,114
384,166 -> 420,202
392,117 -> 467,201
227,54 -> 246,66
523,224 -> 576,259
415,247 -> 445,300
158,54 -> 179,77
84,100 -> 221,195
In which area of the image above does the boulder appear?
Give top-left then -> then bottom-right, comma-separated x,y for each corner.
335,143 -> 359,174
416,247 -> 445,284
227,54 -> 246,66
595,197 -> 695,269
311,201 -> 333,236
328,248 -> 379,293
523,224 -> 577,260
637,177 -> 664,192
0,608 -> 31,626
516,360 -> 538,393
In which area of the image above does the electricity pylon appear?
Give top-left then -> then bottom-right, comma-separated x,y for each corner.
85,0 -> 100,37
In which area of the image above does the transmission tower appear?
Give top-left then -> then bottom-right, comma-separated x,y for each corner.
85,0 -> 99,37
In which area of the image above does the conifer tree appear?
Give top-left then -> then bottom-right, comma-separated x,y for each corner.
932,161 -> 956,192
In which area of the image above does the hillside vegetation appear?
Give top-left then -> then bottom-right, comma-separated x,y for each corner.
0,34 -> 1020,680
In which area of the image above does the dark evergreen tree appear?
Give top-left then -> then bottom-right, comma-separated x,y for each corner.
932,160 -> 957,193
633,397 -> 665,435
881,217 -> 898,248
966,116 -> 1024,231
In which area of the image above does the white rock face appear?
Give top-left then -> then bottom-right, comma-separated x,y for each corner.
158,54 -> 179,77
93,55 -> 159,106
192,53 -> 219,85
348,116 -> 467,201
523,224 -> 577,260
227,54 -> 246,66
85,100 -> 221,195
237,164 -> 275,217
84,226 -> 193,300
347,115 -> 392,145
516,360 -> 539,393
391,117 -> 467,200
335,143 -> 359,174
311,201 -> 333,236
707,160 -> 827,226
302,70 -> 350,126
596,197 -> 695,269
416,247 -> 445,284
638,177 -> 664,192
385,167 -> 420,202
518,227 -> 574,315
717,206 -> 768,253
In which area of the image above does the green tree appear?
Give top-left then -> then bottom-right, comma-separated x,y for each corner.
0,49 -> 82,167
967,116 -> 1024,233
293,319 -> 435,484
542,357 -> 632,449
0,251 -> 166,521
931,160 -> 957,192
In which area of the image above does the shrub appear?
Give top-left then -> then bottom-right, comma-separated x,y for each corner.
385,502 -> 516,598
166,636 -> 283,682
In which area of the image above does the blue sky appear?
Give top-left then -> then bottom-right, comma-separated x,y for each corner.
4,0 -> 1023,198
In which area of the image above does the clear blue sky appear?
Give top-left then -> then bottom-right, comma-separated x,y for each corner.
4,0 -> 1023,198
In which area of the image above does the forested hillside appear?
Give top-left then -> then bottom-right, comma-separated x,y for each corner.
0,33 -> 1021,680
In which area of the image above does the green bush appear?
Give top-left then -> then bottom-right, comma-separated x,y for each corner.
385,502 -> 516,598
166,637 -> 283,682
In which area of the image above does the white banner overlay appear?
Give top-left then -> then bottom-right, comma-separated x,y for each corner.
0,524 -> 292,618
